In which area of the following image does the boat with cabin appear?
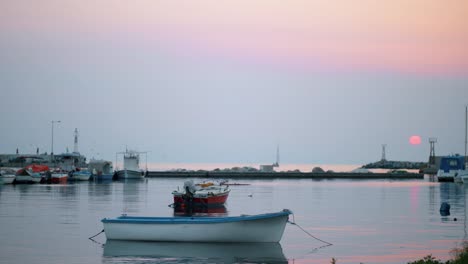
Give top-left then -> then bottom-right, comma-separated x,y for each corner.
172,180 -> 230,209
14,164 -> 49,184
115,150 -> 145,180
89,159 -> 114,181
437,155 -> 466,182
101,209 -> 291,242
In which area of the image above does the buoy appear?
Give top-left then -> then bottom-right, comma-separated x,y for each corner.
440,202 -> 451,216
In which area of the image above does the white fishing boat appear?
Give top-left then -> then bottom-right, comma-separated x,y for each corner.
70,169 -> 92,181
0,168 -> 17,184
115,149 -> 146,180
103,240 -> 287,263
102,209 -> 292,242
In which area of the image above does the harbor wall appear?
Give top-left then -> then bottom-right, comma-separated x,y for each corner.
146,171 -> 424,179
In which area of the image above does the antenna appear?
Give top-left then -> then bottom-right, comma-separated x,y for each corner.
73,128 -> 79,153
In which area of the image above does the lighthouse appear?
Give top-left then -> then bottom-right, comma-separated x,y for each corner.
73,128 -> 79,154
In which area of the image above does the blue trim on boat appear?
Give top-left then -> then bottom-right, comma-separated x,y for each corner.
102,209 -> 292,224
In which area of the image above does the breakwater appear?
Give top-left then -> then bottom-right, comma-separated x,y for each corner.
146,171 -> 424,179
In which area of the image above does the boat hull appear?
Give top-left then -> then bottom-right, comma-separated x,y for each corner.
437,170 -> 456,182
1,175 -> 15,184
115,169 -> 144,179
71,172 -> 91,181
458,170 -> 468,183
103,240 -> 287,262
92,173 -> 114,181
51,173 -> 68,184
173,205 -> 227,215
14,175 -> 35,184
102,210 -> 291,242
173,192 -> 229,208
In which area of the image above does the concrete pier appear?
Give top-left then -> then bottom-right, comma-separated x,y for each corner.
146,171 -> 424,179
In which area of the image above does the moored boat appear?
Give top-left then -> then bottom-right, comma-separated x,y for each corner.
0,168 -> 17,184
50,171 -> 68,184
437,155 -> 465,182
102,209 -> 292,242
115,150 -> 146,180
70,169 -> 92,181
172,180 -> 230,209
115,169 -> 144,180
14,164 -> 49,184
89,159 -> 114,181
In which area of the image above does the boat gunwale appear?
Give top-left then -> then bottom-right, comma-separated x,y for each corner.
102,209 -> 291,224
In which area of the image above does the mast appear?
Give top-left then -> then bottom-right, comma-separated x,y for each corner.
465,105 -> 467,168
276,144 -> 280,165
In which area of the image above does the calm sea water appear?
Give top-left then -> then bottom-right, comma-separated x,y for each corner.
1,176 -> 467,264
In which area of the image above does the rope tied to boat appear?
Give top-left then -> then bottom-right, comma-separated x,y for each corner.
288,214 -> 333,247
88,229 -> 104,241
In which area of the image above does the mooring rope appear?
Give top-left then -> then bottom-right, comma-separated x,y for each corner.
288,214 -> 333,247
88,229 -> 104,240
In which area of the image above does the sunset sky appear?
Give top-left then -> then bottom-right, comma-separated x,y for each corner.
1,0 -> 467,165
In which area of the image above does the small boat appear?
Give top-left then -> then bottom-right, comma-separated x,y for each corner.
115,150 -> 146,180
102,209 -> 291,242
89,159 -> 114,181
103,240 -> 287,263
0,168 -> 17,184
14,164 -> 49,184
70,169 -> 92,181
50,171 -> 68,184
172,180 -> 230,209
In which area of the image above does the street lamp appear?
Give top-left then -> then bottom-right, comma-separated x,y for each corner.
51,120 -> 61,160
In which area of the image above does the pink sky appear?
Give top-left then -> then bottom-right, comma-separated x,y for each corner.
1,0 -> 467,75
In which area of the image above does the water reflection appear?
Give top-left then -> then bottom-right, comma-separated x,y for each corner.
438,182 -> 466,222
88,182 -> 113,200
121,180 -> 145,214
102,240 -> 287,264
172,205 -> 228,216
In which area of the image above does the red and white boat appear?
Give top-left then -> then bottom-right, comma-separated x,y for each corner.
172,180 -> 230,209
50,170 -> 68,184
15,165 -> 49,184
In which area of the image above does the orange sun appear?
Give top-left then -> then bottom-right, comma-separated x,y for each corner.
409,135 -> 421,145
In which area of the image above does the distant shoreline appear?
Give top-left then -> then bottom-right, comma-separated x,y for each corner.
146,171 -> 424,179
